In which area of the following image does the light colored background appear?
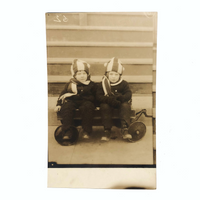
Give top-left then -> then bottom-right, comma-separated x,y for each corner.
1,0 -> 200,199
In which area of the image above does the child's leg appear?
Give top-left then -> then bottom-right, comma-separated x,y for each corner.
100,103 -> 113,130
79,101 -> 95,134
119,102 -> 131,127
119,102 -> 132,139
100,103 -> 113,141
59,101 -> 77,132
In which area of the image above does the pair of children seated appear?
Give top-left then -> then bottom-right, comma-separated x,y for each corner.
54,57 -> 132,141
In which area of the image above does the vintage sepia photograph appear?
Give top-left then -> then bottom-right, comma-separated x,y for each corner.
46,12 -> 157,188
2,0 -> 200,197
3,1 -> 200,197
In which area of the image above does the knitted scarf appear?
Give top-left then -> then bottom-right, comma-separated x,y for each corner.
59,78 -> 90,103
102,75 -> 123,96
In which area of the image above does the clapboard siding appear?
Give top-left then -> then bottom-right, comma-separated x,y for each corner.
131,94 -> 153,109
48,83 -> 153,96
46,29 -> 153,42
47,41 -> 153,47
47,46 -> 153,58
46,13 -> 154,27
87,12 -> 155,16
87,14 -> 153,27
48,75 -> 153,83
47,58 -> 153,64
47,64 -> 153,76
46,25 -> 154,31
79,13 -> 87,26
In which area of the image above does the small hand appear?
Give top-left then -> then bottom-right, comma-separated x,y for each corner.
54,106 -> 61,113
59,94 -> 68,101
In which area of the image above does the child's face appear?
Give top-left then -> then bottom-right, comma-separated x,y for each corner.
108,71 -> 120,83
75,70 -> 87,82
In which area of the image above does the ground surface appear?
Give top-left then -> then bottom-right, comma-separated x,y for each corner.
48,125 -> 153,165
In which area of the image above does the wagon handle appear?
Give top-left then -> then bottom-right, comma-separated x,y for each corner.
134,109 -> 152,121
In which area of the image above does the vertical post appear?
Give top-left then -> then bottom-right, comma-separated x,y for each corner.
152,13 -> 157,108
152,13 -> 157,152
153,13 -> 157,71
79,13 -> 87,26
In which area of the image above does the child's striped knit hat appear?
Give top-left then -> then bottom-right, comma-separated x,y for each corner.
71,59 -> 90,76
104,57 -> 124,75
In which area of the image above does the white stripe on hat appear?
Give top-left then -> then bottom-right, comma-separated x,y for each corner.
107,58 -> 114,72
77,60 -> 85,71
71,65 -> 74,76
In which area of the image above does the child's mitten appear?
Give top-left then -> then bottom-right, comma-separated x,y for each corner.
116,94 -> 124,102
106,96 -> 115,104
110,99 -> 121,108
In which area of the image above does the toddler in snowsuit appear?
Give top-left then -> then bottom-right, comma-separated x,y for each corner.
54,59 -> 96,139
96,57 -> 132,141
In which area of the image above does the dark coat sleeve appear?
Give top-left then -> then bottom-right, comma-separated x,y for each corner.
121,81 -> 132,102
113,81 -> 132,103
57,81 -> 97,106
56,82 -> 70,106
96,83 -> 109,104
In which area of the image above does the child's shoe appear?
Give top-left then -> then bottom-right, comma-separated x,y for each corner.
122,128 -> 132,140
101,130 -> 111,141
82,131 -> 90,139
62,130 -> 72,140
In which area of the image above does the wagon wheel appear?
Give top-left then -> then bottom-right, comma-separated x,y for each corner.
128,122 -> 146,142
54,125 -> 79,146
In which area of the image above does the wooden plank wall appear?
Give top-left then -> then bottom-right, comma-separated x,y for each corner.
46,12 -> 157,149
